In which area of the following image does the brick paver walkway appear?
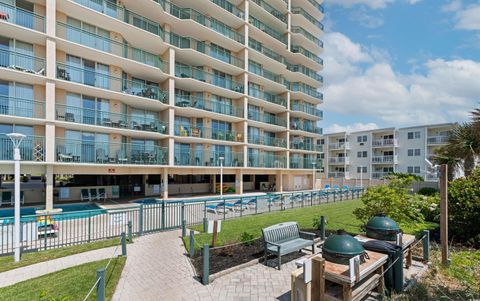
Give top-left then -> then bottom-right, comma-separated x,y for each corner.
0,246 -> 119,288
113,230 -> 305,301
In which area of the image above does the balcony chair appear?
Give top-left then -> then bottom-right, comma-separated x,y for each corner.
90,188 -> 98,201
57,145 -> 73,162
96,149 -> 109,164
179,126 -> 189,136
116,150 -> 128,164
97,188 -> 107,202
80,189 -> 91,202
64,112 -> 75,122
191,127 -> 201,137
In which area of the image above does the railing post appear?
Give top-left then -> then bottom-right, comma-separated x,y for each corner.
138,205 -> 144,236
223,201 -> 226,220
189,230 -> 195,258
88,212 -> 92,243
181,203 -> 186,237
268,198 -> 271,212
310,192 -> 313,206
44,215 -> 47,251
203,217 -> 208,233
96,268 -> 106,301
161,201 -> 166,230
333,191 -> 336,202
127,221 -> 132,242
202,244 -> 209,285
320,216 -> 325,240
423,230 -> 430,262
121,232 -> 127,256
255,196 -> 258,214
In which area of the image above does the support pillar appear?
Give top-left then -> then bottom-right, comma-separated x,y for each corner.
45,165 -> 54,210
162,169 -> 168,199
235,170 -> 243,194
276,172 -> 283,192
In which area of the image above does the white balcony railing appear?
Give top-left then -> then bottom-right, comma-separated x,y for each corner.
328,142 -> 350,150
427,136 -> 449,145
328,157 -> 350,164
372,138 -> 397,147
328,172 -> 349,179
372,155 -> 397,164
372,172 -> 391,179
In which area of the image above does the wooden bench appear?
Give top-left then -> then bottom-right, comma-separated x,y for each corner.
262,222 -> 316,270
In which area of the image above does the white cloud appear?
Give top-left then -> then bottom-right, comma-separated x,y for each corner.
454,3 -> 480,30
325,123 -> 379,134
322,32 -> 480,128
406,0 -> 422,4
441,0 -> 462,12
327,0 -> 394,9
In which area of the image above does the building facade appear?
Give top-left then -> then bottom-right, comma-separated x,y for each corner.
0,0 -> 324,207
321,123 -> 455,182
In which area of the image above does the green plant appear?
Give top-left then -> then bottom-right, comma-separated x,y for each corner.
39,291 -> 70,301
240,232 -> 255,246
417,187 -> 438,196
448,168 -> 480,246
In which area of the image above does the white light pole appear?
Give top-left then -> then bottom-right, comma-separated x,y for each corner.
219,156 -> 224,199
8,133 -> 26,262
311,162 -> 316,190
360,166 -> 364,189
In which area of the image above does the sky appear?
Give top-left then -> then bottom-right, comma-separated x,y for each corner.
320,0 -> 480,133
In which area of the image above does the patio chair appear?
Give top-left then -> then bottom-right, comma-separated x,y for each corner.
80,189 -> 90,202
116,150 -> 128,164
57,145 -> 73,162
97,188 -> 107,201
96,148 -> 109,164
1,191 -> 12,206
323,184 -> 331,192
90,188 -> 98,201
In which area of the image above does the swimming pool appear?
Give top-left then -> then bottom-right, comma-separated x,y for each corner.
0,203 -> 105,223
133,199 -> 160,205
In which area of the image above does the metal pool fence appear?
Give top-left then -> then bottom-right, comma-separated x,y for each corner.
0,187 -> 364,256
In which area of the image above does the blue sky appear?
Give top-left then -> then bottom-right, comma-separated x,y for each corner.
321,0 -> 480,133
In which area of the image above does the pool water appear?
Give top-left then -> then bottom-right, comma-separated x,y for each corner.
0,203 -> 105,222
133,199 -> 159,205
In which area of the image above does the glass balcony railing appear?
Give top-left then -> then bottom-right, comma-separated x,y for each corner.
307,0 -> 324,13
0,2 -> 45,32
0,49 -> 45,75
287,64 -> 323,83
291,7 -> 324,31
247,110 -> 286,127
249,16 -> 287,45
248,86 -> 286,107
56,22 -> 166,71
174,124 -> 241,142
290,120 -> 322,134
167,32 -> 244,68
210,0 -> 244,19
248,152 -> 286,168
249,38 -> 287,65
290,141 -> 316,151
56,63 -> 168,103
0,135 -> 45,161
289,157 -> 319,169
248,63 -> 284,85
55,104 -> 168,134
291,103 -> 323,118
72,0 -> 164,38
163,1 -> 244,44
427,136 -> 449,144
175,65 -> 244,93
291,26 -> 324,48
289,82 -> 323,101
251,0 -> 287,24
248,135 -> 286,148
291,45 -> 324,66
174,148 -> 243,167
56,138 -> 168,165
0,96 -> 45,119
175,94 -> 243,118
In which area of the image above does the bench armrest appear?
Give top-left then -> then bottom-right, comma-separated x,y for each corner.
265,240 -> 282,251
299,231 -> 316,240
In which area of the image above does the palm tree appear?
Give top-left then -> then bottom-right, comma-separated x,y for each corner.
472,107 -> 480,139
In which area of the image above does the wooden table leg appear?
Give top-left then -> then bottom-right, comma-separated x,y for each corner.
406,247 -> 412,269
342,283 -> 352,301
376,266 -> 385,294
312,256 -> 325,301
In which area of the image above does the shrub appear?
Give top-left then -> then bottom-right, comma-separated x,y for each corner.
240,232 -> 255,246
418,187 -> 438,196
448,168 -> 480,246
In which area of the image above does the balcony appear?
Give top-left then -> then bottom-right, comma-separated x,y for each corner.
291,7 -> 324,31
427,135 -> 449,145
290,157 -> 319,169
290,141 -> 316,151
307,0 -> 324,13
0,135 -> 45,161
174,149 -> 243,167
372,138 -> 397,147
372,172 -> 391,179
0,96 -> 45,119
209,0 -> 244,19
329,142 -> 350,150
290,120 -> 322,134
248,111 -> 286,127
289,82 -> 323,101
56,63 -> 168,103
248,135 -> 287,148
168,32 -> 244,69
56,22 -> 166,71
372,155 -> 397,164
174,124 -> 241,142
72,0 -> 164,38
249,63 -> 284,85
328,172 -> 349,179
287,64 -> 323,83
55,104 -> 168,134
0,49 -> 45,75
291,46 -> 324,66
175,94 -> 243,118
0,2 -> 45,32
251,0 -> 287,24
56,138 -> 168,165
249,16 -> 287,45
329,157 -> 350,164
175,65 -> 244,93
249,38 -> 287,65
291,26 -> 324,48
248,153 -> 286,168
291,103 -> 323,118
248,86 -> 286,107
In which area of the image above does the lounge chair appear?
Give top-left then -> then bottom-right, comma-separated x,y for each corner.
333,185 -> 340,192
323,184 -> 331,192
206,202 -> 231,214
80,189 -> 90,202
225,199 -> 248,211
90,188 -> 98,201
1,191 -> 12,206
270,195 -> 282,206
242,198 -> 257,208
97,188 -> 107,201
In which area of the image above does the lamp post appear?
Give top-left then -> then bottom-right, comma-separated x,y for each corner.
311,162 -> 316,190
359,166 -> 364,189
219,156 -> 224,199
7,133 -> 26,262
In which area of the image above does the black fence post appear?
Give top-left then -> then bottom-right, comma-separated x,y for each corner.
121,232 -> 127,256
202,244 -> 209,285
320,216 -> 325,240
96,268 -> 105,301
189,230 -> 195,258
127,221 -> 132,242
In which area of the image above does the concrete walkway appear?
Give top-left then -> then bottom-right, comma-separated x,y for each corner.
0,245 -> 119,288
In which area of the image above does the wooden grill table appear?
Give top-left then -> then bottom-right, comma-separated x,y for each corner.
292,250 -> 388,301
354,234 -> 416,269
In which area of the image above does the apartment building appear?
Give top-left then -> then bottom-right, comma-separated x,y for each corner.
322,123 -> 455,182
0,0 -> 324,207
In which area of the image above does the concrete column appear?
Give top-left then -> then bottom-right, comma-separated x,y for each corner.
168,137 -> 174,166
235,170 -> 243,194
45,38 -> 56,79
162,168 -> 168,199
45,123 -> 56,163
45,165 -> 54,210
276,172 -> 283,192
46,0 -> 56,37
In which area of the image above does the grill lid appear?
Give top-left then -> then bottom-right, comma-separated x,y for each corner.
366,214 -> 400,232
323,230 -> 365,256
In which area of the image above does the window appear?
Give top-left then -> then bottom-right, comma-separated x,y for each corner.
357,135 -> 367,143
357,151 -> 367,158
415,149 -> 421,156
408,149 -> 414,156
407,132 -> 413,139
415,131 -> 421,139
407,166 -> 413,173
357,166 -> 367,173
414,166 -> 421,174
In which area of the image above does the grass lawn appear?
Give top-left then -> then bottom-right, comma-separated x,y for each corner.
185,199 -> 437,251
0,238 -> 121,273
0,256 -> 126,301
